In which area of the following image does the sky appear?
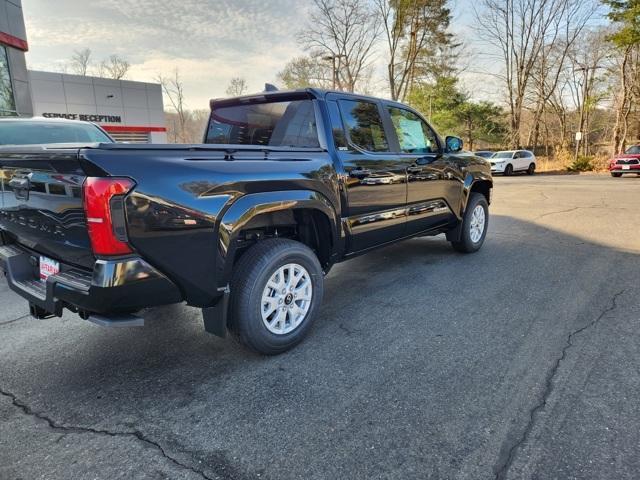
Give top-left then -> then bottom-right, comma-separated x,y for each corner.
22,0 -> 492,110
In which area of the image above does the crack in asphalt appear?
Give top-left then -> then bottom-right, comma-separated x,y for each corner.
494,290 -> 625,480
0,314 -> 31,326
0,388 -> 223,480
339,323 -> 360,335
534,206 -> 580,220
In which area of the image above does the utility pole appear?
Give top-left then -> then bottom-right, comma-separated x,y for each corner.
322,54 -> 346,90
574,67 -> 588,163
573,65 -> 603,162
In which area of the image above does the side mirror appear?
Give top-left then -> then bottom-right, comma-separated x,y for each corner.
445,136 -> 463,153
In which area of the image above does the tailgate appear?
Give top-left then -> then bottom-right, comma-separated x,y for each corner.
0,149 -> 94,269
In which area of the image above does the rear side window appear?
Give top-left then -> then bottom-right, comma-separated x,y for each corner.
205,99 -> 320,148
338,99 -> 389,152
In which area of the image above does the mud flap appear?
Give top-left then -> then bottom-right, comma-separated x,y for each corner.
446,222 -> 462,243
202,288 -> 230,337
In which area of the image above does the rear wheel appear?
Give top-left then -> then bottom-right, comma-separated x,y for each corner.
504,164 -> 513,176
527,163 -> 536,175
451,193 -> 489,253
229,238 -> 323,355
611,172 -> 622,178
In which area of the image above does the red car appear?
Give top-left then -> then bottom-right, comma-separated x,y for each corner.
610,145 -> 640,177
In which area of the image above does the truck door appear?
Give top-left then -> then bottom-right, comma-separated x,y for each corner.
329,96 -> 410,253
383,104 -> 461,235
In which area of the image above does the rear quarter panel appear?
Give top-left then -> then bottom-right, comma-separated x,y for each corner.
81,148 -> 340,307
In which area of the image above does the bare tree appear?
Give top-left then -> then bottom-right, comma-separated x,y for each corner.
527,3 -> 599,151
157,69 -> 188,143
225,77 -> 248,97
475,0 -> 599,148
298,0 -> 381,92
69,48 -> 92,76
376,0 -> 455,101
566,29 -> 611,156
98,55 -> 131,80
610,46 -> 637,153
277,55 -> 334,89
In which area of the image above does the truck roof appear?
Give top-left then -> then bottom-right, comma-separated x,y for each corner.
210,88 -> 397,109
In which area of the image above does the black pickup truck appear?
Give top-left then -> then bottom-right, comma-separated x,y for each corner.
0,89 -> 492,354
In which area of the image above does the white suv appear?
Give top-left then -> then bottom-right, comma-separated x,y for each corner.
490,150 -> 536,175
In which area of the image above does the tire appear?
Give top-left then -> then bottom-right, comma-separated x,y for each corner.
504,164 -> 513,176
451,193 -> 489,253
527,163 -> 536,175
229,238 -> 324,355
611,172 -> 622,178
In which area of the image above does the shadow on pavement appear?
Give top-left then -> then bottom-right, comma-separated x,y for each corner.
1,214 -> 638,480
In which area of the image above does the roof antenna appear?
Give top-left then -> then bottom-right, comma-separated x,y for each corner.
264,83 -> 279,92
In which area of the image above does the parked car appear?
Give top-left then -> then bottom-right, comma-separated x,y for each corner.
609,145 -> 640,177
474,150 -> 494,159
0,88 -> 492,355
0,117 -> 114,145
490,150 -> 536,175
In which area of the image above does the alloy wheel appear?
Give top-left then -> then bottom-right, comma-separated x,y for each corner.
260,263 -> 313,335
469,205 -> 486,243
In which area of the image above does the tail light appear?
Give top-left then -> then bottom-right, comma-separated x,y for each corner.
83,177 -> 135,255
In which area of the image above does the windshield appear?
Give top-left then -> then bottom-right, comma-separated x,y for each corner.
205,99 -> 320,148
492,151 -> 514,159
0,121 -> 113,145
625,145 -> 640,154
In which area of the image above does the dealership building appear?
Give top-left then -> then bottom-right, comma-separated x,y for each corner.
28,71 -> 167,143
1,0 -> 167,143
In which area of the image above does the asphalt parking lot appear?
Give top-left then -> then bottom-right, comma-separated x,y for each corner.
1,174 -> 639,480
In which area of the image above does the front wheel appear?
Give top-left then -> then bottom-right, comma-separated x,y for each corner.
229,239 -> 324,355
451,193 -> 489,253
504,164 -> 514,176
611,172 -> 622,178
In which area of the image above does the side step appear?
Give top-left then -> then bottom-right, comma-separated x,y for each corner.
86,313 -> 144,328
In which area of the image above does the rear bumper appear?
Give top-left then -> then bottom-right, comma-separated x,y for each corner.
0,242 -> 183,318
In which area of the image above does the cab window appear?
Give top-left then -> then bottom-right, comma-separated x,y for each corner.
338,99 -> 389,152
387,106 -> 439,154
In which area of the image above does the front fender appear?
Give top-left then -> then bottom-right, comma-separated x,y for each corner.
460,171 -> 493,215
215,190 -> 340,289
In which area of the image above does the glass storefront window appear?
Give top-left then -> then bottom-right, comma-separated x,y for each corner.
0,46 -> 17,116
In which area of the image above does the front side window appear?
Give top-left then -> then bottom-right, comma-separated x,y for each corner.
205,99 -> 319,148
339,99 -> 389,152
0,46 -> 16,116
387,107 -> 439,154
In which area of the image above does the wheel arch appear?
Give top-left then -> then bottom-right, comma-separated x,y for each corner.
448,174 -> 492,242
461,173 -> 493,214
216,190 -> 340,290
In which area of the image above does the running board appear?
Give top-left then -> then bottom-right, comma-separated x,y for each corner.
86,313 -> 144,328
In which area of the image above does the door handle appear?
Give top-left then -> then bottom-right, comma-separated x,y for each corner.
349,168 -> 372,178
